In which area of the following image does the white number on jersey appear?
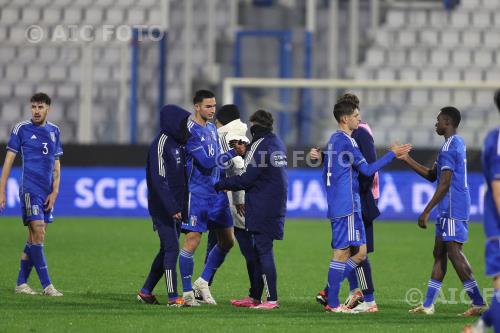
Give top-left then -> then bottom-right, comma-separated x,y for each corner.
42,142 -> 48,155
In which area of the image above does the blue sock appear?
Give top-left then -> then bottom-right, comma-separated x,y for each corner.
16,243 -> 33,286
347,268 -> 359,292
327,260 -> 345,308
259,250 -> 278,301
200,245 -> 228,282
423,279 -> 442,308
463,280 -> 486,306
179,249 -> 194,292
343,258 -> 358,285
29,244 -> 52,289
481,289 -> 499,328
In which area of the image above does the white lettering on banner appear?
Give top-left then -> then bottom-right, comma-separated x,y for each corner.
75,178 -> 95,208
7,178 -> 20,207
137,179 -> 148,209
412,183 -> 435,213
287,180 -> 327,211
74,177 -> 149,210
302,180 -> 327,210
287,181 -> 303,210
117,178 -> 137,209
95,178 -> 116,209
378,175 -> 404,213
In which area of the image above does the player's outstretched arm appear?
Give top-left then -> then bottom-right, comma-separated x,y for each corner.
356,143 -> 412,177
0,151 -> 16,211
417,170 -> 452,229
44,159 -> 61,212
400,154 -> 437,182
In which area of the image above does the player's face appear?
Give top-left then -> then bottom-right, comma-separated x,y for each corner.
347,108 -> 361,131
31,102 -> 50,125
435,113 -> 447,136
195,98 -> 216,121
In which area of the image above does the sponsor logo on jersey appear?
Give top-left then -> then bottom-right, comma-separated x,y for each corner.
31,134 -> 37,139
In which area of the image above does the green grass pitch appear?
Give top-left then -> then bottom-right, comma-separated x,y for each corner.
0,217 -> 491,332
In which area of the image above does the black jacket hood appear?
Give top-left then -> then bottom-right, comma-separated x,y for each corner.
160,104 -> 191,143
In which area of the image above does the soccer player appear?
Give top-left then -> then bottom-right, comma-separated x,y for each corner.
0,92 -> 63,296
136,104 -> 191,307
462,91 -> 500,333
200,104 -> 258,307
313,93 -> 381,313
215,109 -> 288,310
319,101 -> 411,313
403,107 -> 487,316
179,90 -> 245,306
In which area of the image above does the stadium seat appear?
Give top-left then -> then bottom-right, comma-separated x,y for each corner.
462,30 -> 482,48
386,10 -> 406,28
366,48 -> 385,67
452,49 -> 472,67
473,50 -> 493,68
0,7 -> 19,25
408,10 -> 428,27
5,65 -> 24,81
57,84 -> 78,100
1,102 -> 22,122
482,0 -> 500,9
84,7 -> 104,25
485,69 -> 500,81
440,30 -> 460,49
441,68 -> 461,81
0,82 -> 12,98
463,68 -> 483,82
421,68 -> 440,81
17,47 -> 38,64
62,7 -> 82,24
430,49 -> 449,67
126,8 -> 146,25
432,89 -> 453,106
408,49 -> 428,67
429,10 -> 449,27
399,67 -> 419,81
0,47 -> 16,63
26,66 -> 46,81
461,0 -> 481,9
398,30 -> 417,47
409,90 -> 430,106
410,128 -> 431,147
450,11 -> 470,28
475,90 -> 496,107
21,7 -> 40,24
106,8 -> 125,25
47,65 -> 67,81
484,30 -> 500,48
419,29 -> 439,46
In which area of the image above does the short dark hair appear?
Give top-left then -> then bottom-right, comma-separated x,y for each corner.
333,101 -> 357,123
30,92 -> 51,105
494,89 -> 500,113
440,106 -> 461,128
193,90 -> 215,105
249,109 -> 273,128
337,93 -> 360,107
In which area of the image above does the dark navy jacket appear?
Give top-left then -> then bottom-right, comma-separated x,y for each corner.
351,126 -> 380,223
216,132 -> 288,240
146,105 -> 191,220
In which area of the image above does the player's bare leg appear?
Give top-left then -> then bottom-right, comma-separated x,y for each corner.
410,237 -> 447,315
446,241 -> 487,316
15,227 -> 38,295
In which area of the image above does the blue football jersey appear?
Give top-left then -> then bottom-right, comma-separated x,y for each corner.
435,135 -> 470,221
186,119 -> 222,196
323,131 -> 367,219
481,127 -> 500,238
6,120 -> 63,197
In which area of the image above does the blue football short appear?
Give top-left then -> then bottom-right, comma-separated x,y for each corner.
435,217 -> 468,243
330,212 -> 366,250
182,192 -> 233,233
485,238 -> 500,277
20,192 -> 54,226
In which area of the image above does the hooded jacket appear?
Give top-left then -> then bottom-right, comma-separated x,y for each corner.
217,119 -> 250,229
146,104 -> 190,220
216,130 -> 288,240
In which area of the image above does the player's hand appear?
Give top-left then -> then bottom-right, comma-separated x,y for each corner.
0,191 -> 6,212
417,211 -> 429,229
389,143 -> 412,159
309,147 -> 322,162
235,204 -> 245,217
172,212 -> 182,221
44,192 -> 58,212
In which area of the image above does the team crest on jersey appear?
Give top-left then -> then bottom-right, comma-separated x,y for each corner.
32,205 -> 40,216
189,215 -> 197,226
50,132 -> 56,142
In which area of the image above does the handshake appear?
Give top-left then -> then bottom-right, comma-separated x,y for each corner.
309,142 -> 413,162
